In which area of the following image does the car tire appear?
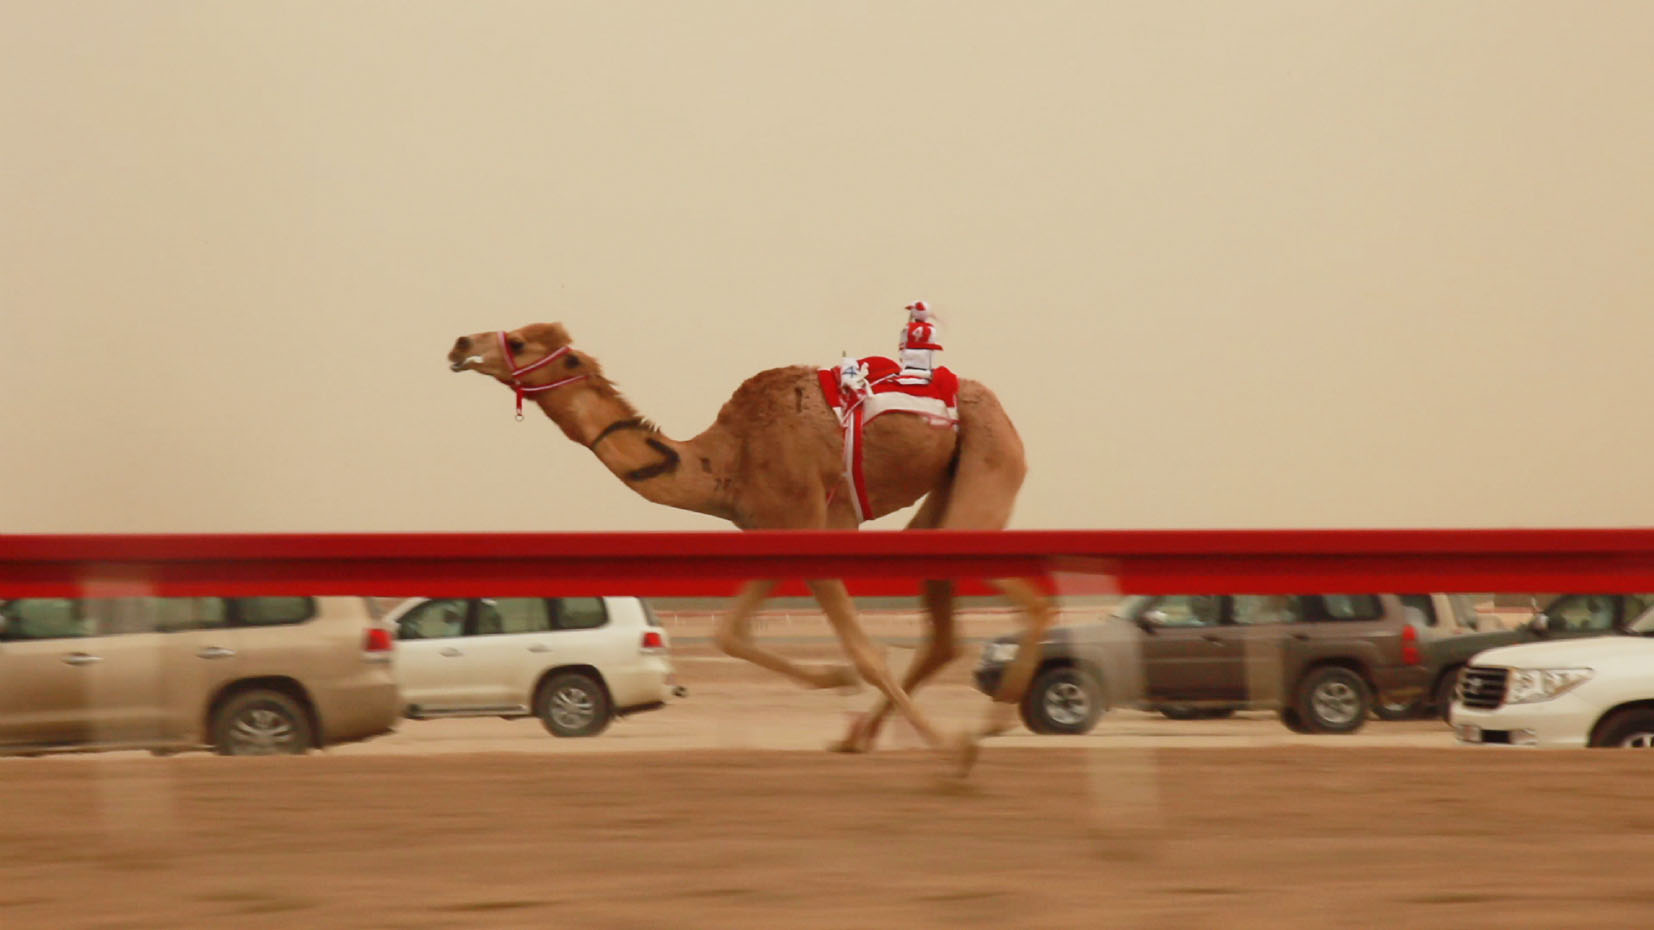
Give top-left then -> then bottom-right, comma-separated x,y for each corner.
1433,669 -> 1462,723
537,671 -> 612,738
1591,708 -> 1654,748
1018,666 -> 1103,735
1292,666 -> 1370,734
211,689 -> 313,756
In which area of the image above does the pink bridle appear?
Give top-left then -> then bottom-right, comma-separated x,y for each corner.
499,331 -> 588,420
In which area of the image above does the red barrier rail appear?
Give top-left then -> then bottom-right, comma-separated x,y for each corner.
6,529 -> 1654,597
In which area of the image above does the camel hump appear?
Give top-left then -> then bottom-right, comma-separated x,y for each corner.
941,379 -> 1028,530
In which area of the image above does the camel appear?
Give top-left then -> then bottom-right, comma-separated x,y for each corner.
446,322 -> 1053,773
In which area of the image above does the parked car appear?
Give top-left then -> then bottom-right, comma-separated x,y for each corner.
1400,592 -> 1654,721
1450,600 -> 1654,748
383,596 -> 678,737
0,596 -> 399,756
975,593 -> 1430,736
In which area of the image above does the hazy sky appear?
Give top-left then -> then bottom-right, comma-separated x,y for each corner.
4,2 -> 1652,534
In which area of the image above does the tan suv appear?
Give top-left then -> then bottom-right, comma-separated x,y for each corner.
0,596 -> 399,756
976,594 -> 1429,735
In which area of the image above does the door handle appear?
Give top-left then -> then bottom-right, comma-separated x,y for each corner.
61,652 -> 103,666
1289,632 -> 1312,641
196,647 -> 236,660
439,647 -> 462,657
1201,635 -> 1225,645
528,644 -> 551,654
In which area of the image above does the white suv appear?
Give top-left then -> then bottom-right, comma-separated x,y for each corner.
383,596 -> 677,737
1451,605 -> 1654,748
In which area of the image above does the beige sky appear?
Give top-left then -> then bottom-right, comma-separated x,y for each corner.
3,2 -> 1652,534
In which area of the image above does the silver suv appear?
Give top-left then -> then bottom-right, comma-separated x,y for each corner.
0,596 -> 399,756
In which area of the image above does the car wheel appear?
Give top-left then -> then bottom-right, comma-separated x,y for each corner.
1019,666 -> 1103,735
1433,669 -> 1462,723
1591,708 -> 1654,748
537,671 -> 612,738
211,690 -> 313,756
1292,667 -> 1370,734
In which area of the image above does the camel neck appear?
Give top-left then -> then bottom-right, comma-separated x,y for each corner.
533,393 -> 732,520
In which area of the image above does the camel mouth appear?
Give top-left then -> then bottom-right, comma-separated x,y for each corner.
450,355 -> 484,372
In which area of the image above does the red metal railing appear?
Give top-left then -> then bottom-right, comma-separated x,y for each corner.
6,529 -> 1654,597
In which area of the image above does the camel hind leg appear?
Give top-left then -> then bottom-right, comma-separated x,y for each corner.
940,382 -> 1055,764
832,487 -> 961,754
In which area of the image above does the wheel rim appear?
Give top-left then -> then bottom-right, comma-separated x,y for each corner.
1042,680 -> 1091,726
1618,730 -> 1654,748
1312,680 -> 1361,726
228,706 -> 298,755
549,686 -> 596,730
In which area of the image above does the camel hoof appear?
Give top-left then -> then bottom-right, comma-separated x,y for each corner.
945,731 -> 980,779
827,714 -> 877,754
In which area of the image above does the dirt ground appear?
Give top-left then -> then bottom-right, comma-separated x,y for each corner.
4,632 -> 1652,930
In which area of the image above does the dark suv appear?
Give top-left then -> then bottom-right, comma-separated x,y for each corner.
974,594 -> 1429,735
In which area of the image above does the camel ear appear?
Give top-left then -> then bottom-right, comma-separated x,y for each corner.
523,322 -> 573,347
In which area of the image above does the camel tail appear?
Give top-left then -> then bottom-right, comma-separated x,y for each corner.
937,380 -> 1028,531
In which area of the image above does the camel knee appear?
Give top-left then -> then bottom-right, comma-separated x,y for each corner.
713,619 -> 751,657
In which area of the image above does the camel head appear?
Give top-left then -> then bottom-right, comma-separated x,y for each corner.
448,322 -> 622,432
447,322 -> 584,381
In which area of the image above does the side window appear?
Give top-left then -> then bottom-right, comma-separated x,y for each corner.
1397,595 -> 1438,627
397,599 -> 468,640
477,599 -> 553,635
1545,594 -> 1618,632
155,598 -> 229,633
234,597 -> 315,627
0,599 -> 92,641
553,597 -> 609,631
1142,595 -> 1222,627
1308,595 -> 1382,622
1232,596 -> 1304,626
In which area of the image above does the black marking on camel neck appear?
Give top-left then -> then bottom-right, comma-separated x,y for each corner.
589,417 -> 680,482
626,438 -> 680,482
589,417 -> 649,449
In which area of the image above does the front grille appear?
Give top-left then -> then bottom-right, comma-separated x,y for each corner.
1458,666 -> 1508,710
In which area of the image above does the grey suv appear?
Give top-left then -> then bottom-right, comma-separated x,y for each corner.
975,594 -> 1429,735
0,596 -> 399,756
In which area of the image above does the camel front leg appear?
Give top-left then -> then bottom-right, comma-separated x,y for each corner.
832,579 -> 959,753
714,580 -> 858,690
809,579 -> 974,773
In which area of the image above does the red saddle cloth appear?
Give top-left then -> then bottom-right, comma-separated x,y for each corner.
815,357 -> 960,524
815,356 -> 959,413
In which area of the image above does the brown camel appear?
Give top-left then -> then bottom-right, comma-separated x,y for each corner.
446,323 -> 1053,772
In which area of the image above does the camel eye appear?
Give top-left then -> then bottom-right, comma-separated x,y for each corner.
508,338 -> 525,352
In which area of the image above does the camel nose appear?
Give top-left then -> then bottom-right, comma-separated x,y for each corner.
453,336 -> 472,353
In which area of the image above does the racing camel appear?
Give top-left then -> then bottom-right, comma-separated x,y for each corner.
446,322 -> 1052,774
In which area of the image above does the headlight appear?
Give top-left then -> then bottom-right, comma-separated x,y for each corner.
981,642 -> 1019,665
1504,668 -> 1593,704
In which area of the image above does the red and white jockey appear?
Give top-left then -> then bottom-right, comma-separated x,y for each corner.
897,300 -> 942,384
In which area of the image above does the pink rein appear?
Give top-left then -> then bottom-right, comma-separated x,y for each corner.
499,331 -> 588,419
